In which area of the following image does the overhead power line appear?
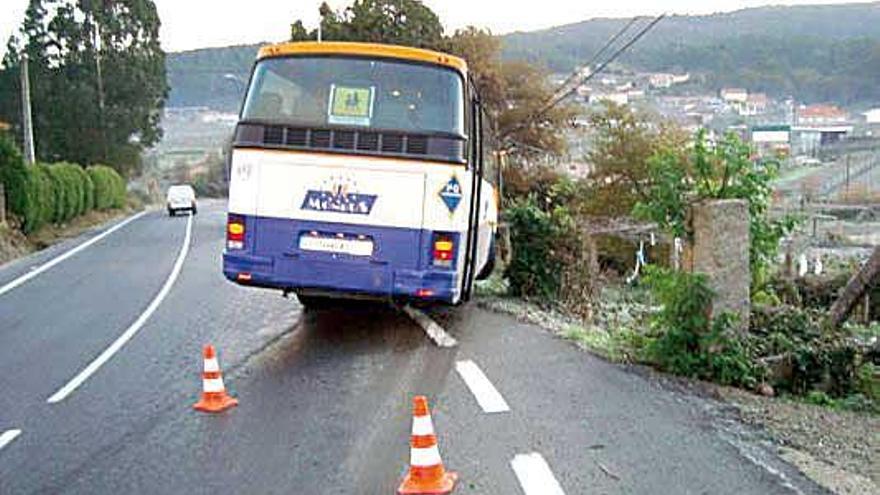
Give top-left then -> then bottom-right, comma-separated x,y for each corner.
502,13 -> 666,140
550,16 -> 642,101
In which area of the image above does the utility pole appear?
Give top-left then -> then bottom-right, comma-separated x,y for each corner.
317,22 -> 323,42
93,12 -> 109,162
845,154 -> 851,195
20,54 -> 35,164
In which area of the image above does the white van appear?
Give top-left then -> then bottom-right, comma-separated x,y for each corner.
166,184 -> 197,216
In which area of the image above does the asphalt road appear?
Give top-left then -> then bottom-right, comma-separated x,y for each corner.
0,200 -> 830,494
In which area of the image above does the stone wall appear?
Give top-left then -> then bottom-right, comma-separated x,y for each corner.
690,199 -> 751,330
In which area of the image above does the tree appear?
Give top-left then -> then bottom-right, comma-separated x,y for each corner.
635,130 -> 797,284
445,27 -> 575,161
0,0 -> 168,176
582,102 -> 687,217
292,0 -> 444,49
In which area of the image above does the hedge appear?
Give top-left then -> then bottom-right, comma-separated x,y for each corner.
0,136 -> 126,233
88,165 -> 126,210
0,134 -> 28,222
46,163 -> 91,222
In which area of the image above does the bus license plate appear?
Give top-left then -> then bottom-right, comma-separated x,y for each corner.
299,235 -> 373,256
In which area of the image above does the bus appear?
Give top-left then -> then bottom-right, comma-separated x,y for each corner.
223,41 -> 497,306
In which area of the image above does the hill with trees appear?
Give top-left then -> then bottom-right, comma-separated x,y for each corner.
503,2 -> 880,105
165,2 -> 880,110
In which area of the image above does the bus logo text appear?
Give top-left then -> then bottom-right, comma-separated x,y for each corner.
301,184 -> 377,215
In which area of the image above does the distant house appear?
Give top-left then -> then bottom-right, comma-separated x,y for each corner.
720,88 -> 748,104
797,104 -> 849,126
648,72 -> 690,89
750,124 -> 790,157
720,88 -> 749,114
863,108 -> 880,124
589,92 -> 628,106
741,93 -> 769,116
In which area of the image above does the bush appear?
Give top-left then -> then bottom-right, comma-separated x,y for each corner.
71,165 -> 94,215
504,172 -> 596,317
751,305 -> 863,398
0,135 -> 29,220
644,267 -> 763,388
26,164 -> 55,233
88,165 -> 126,210
36,164 -> 59,225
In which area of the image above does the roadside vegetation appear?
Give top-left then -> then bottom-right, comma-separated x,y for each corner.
0,0 -> 167,177
0,134 -> 130,265
489,105 -> 879,416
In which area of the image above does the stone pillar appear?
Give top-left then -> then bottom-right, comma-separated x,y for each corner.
690,199 -> 750,331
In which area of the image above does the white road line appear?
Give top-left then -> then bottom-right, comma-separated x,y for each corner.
0,211 -> 147,298
511,452 -> 566,495
455,360 -> 510,413
0,429 -> 22,451
403,305 -> 458,348
47,213 -> 193,404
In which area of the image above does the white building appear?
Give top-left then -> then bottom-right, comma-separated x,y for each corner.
863,108 -> 880,124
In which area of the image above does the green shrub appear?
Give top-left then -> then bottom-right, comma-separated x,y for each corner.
72,165 -> 94,214
505,197 -> 562,300
751,305 -> 864,398
88,165 -> 126,210
25,164 -> 54,233
45,163 -> 87,223
644,267 -> 763,388
0,135 -> 29,220
36,163 -> 60,224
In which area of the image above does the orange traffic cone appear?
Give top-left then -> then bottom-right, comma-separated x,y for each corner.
398,396 -> 457,494
193,344 -> 238,413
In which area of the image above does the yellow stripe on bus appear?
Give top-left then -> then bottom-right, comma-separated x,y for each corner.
257,41 -> 467,76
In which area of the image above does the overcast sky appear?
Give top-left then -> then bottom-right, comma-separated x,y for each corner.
0,0 -> 872,57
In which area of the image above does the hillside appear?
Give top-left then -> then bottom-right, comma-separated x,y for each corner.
166,44 -> 259,110
503,3 -> 880,70
165,2 -> 880,110
503,2 -> 880,104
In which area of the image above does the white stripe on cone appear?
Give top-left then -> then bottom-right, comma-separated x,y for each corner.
412,415 -> 435,436
410,445 -> 442,467
203,358 -> 220,373
203,377 -> 225,393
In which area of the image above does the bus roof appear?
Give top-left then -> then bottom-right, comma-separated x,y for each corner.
256,41 -> 467,77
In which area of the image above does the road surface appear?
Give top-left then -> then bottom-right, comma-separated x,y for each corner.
0,201 -> 829,494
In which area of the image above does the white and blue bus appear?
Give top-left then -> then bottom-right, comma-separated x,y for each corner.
223,41 -> 497,306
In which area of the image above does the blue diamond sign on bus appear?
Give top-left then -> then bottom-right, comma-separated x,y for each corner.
439,176 -> 462,213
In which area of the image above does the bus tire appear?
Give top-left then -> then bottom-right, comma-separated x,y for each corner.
476,240 -> 496,280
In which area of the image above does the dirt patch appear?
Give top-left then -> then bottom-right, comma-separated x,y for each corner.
0,221 -> 32,265
719,386 -> 879,494
0,209 -> 135,267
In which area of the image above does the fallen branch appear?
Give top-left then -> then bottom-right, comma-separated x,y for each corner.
827,245 -> 880,329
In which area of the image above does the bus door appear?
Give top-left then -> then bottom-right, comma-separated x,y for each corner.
461,95 -> 485,301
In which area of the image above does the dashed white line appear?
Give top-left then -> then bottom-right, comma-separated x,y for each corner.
511,452 -> 566,495
0,429 -> 22,451
403,305 -> 457,348
0,211 -> 147,298
47,213 -> 193,404
455,360 -> 510,413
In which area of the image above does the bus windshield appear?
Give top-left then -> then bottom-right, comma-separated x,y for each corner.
241,56 -> 465,136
